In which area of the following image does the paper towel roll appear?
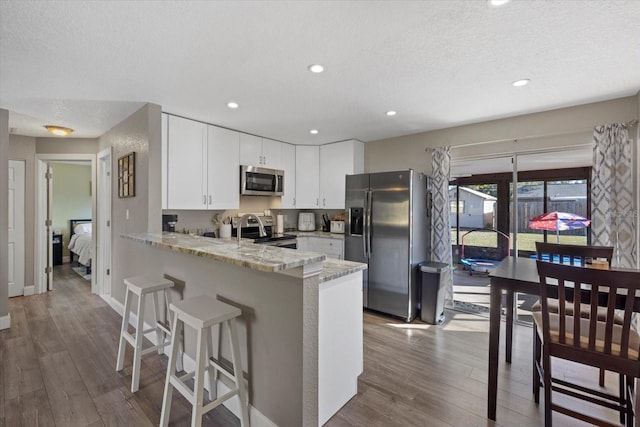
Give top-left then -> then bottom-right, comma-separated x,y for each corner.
276,214 -> 284,233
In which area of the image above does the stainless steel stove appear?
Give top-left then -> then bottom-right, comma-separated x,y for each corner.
231,215 -> 297,249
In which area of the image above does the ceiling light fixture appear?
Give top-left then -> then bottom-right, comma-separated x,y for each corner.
386,110 -> 397,116
308,64 -> 324,73
487,0 -> 511,6
227,101 -> 239,109
310,129 -> 319,135
44,125 -> 74,136
512,79 -> 531,87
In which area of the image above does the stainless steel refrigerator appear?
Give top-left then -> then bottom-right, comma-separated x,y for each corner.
345,170 -> 430,321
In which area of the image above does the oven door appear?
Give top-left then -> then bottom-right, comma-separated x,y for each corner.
241,165 -> 284,196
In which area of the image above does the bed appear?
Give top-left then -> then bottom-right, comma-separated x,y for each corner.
68,219 -> 92,274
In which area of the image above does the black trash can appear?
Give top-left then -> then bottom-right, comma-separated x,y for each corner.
419,261 -> 449,324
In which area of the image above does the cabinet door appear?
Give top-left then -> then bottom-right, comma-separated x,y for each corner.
319,142 -> 349,209
161,113 -> 168,209
208,126 -> 240,209
295,145 -> 320,208
297,236 -> 310,252
239,133 -> 263,166
262,138 -> 282,169
281,143 -> 296,208
167,115 -> 207,209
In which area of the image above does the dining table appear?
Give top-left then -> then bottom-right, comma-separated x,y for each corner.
487,255 -> 640,421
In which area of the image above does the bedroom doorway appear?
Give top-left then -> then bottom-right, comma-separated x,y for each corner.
35,154 -> 97,294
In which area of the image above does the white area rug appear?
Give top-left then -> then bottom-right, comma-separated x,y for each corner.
72,266 -> 91,281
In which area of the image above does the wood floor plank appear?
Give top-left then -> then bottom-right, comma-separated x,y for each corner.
3,336 -> 45,401
39,350 -> 101,427
92,386 -> 154,427
3,388 -> 56,427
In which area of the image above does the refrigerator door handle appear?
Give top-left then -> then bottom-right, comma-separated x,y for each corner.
363,191 -> 368,258
366,190 -> 373,258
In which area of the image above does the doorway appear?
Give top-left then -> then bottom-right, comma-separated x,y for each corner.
35,154 -> 98,294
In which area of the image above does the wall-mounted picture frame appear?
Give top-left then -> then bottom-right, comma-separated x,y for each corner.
118,152 -> 136,198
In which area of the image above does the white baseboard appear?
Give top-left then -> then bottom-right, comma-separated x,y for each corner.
0,313 -> 11,330
106,296 -> 275,427
23,285 -> 35,296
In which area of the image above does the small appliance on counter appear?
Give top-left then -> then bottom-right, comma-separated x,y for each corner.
297,212 -> 315,231
162,214 -> 178,232
330,221 -> 345,234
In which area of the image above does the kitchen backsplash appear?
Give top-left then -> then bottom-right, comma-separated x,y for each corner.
162,207 -> 345,235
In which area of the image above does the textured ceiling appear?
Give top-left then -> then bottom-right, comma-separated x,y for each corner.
1,0 -> 639,145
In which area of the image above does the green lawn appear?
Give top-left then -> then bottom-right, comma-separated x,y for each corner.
452,230 -> 587,252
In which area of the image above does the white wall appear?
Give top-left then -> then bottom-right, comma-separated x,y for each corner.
365,96 -> 638,175
98,103 -> 162,303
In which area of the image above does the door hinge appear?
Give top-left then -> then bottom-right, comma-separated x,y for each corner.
45,219 -> 52,227
107,171 -> 111,177
106,268 -> 110,276
45,266 -> 53,274
45,172 -> 53,179
106,220 -> 110,227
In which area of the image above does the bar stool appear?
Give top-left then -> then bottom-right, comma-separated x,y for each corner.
160,295 -> 249,427
116,275 -> 181,393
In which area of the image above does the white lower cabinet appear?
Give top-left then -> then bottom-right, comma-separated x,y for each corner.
297,236 -> 344,260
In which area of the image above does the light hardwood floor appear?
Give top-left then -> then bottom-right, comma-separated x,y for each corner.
1,264 -> 622,426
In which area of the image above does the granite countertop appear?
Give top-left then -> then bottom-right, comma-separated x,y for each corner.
123,232 -> 326,273
292,230 -> 345,239
319,258 -> 367,282
122,232 -> 365,280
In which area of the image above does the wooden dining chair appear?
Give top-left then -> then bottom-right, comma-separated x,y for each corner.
534,242 -> 617,387
533,261 -> 640,426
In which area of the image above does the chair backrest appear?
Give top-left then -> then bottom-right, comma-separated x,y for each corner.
536,260 -> 640,375
535,242 -> 614,267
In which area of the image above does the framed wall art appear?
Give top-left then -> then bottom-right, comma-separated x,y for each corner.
118,151 -> 136,198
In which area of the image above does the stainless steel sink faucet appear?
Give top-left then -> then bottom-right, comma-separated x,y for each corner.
237,214 -> 267,243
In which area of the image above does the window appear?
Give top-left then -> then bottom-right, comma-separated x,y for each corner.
450,200 -> 464,213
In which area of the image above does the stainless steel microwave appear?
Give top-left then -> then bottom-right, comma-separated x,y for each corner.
240,165 -> 284,196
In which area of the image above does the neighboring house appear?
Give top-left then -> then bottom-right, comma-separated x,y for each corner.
449,186 -> 497,229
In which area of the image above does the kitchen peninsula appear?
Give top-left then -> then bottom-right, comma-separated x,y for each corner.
122,232 -> 366,427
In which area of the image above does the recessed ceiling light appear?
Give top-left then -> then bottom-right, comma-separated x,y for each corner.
487,0 -> 511,7
386,110 -> 397,116
310,129 -> 319,135
512,79 -> 530,87
227,102 -> 239,109
44,125 -> 74,136
308,64 -> 324,73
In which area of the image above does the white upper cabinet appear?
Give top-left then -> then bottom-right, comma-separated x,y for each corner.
207,125 -> 240,209
281,143 -> 296,209
319,140 -> 364,209
166,115 -> 240,210
239,133 -> 262,166
295,145 -> 320,208
167,115 -> 208,209
239,134 -> 282,169
261,138 -> 282,169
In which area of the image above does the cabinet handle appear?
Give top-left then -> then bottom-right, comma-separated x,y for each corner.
203,195 -> 207,205
293,197 -> 296,206
323,198 -> 326,206
209,195 -> 212,204
316,198 -> 319,206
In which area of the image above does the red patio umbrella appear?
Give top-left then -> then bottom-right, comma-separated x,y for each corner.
528,211 -> 591,243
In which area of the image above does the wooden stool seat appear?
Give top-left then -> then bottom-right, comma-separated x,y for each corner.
116,275 -> 181,393
160,295 -> 249,427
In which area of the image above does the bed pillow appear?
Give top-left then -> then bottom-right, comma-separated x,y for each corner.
74,223 -> 92,235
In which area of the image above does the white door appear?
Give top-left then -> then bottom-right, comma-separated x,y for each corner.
46,164 -> 53,291
97,148 -> 112,296
8,160 -> 25,297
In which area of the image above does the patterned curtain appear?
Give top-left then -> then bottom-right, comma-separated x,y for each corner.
429,146 -> 453,305
591,124 -> 637,268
